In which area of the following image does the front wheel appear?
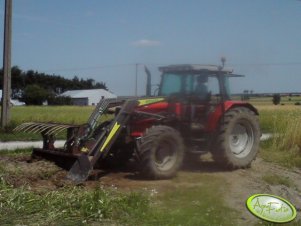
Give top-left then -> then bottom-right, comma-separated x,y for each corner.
138,125 -> 184,179
212,107 -> 260,168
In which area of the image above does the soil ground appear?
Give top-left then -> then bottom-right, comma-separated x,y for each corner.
1,153 -> 301,225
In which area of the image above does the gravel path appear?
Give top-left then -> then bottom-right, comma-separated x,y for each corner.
0,140 -> 65,150
0,134 -> 272,151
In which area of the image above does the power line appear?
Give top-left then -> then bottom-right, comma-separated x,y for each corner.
30,61 -> 301,74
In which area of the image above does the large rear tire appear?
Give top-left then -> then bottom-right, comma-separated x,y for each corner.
212,107 -> 260,168
138,125 -> 184,179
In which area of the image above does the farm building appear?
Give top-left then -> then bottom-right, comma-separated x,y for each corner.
0,90 -> 25,106
60,89 -> 117,106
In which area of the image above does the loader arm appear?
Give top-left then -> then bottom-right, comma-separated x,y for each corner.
67,99 -> 139,183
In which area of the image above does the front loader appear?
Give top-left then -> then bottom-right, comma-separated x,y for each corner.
15,64 -> 261,183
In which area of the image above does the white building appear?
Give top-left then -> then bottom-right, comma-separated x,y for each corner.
61,89 -> 117,106
0,90 -> 25,106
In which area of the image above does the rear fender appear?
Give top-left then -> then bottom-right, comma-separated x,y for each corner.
206,101 -> 258,132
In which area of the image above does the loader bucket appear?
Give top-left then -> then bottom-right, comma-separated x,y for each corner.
66,155 -> 92,183
14,122 -> 84,169
31,148 -> 79,170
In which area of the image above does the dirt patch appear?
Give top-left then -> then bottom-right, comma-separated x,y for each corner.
0,154 -> 300,225
213,157 -> 301,225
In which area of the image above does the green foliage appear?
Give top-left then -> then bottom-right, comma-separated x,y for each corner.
259,109 -> 301,168
22,84 -> 49,105
47,95 -> 72,105
0,179 -> 150,225
0,66 -> 108,99
272,93 -> 281,105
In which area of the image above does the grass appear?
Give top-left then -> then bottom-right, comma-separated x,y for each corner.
0,177 -> 238,226
255,104 -> 301,168
10,106 -> 94,125
149,175 -> 238,226
0,106 -> 113,141
262,174 -> 293,187
255,105 -> 301,133
0,149 -> 238,226
0,180 -> 151,225
0,148 -> 32,157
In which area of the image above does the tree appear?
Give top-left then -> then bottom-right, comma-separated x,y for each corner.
22,84 -> 49,105
272,94 -> 281,105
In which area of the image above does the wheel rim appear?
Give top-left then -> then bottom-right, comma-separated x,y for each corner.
154,140 -> 177,171
229,120 -> 254,158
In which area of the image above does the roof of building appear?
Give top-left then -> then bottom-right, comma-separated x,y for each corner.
60,89 -> 117,105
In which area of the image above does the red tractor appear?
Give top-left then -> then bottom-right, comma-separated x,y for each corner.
15,64 -> 260,183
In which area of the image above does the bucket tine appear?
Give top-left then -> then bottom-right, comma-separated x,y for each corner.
23,123 -> 42,132
13,122 -> 30,132
30,124 -> 49,134
33,124 -> 53,134
45,125 -> 64,135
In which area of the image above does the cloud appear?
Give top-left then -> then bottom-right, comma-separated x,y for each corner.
131,39 -> 161,47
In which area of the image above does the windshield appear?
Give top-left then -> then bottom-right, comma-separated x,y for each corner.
159,73 -> 231,100
158,73 -> 194,96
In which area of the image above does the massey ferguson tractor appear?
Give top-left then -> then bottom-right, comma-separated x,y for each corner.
15,64 -> 260,183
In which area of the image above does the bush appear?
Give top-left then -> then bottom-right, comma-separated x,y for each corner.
47,95 -> 72,105
272,93 -> 281,105
22,84 -> 49,105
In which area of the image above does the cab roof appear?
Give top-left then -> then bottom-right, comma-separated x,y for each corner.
159,64 -> 235,75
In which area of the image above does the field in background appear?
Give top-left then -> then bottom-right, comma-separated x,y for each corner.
1,95 -> 301,138
11,105 -> 94,125
248,97 -> 301,168
0,106 -> 101,141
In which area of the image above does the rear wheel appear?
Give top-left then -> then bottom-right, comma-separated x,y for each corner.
212,107 -> 260,168
138,125 -> 184,179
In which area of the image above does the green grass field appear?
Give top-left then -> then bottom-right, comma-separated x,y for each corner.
0,106 -> 113,141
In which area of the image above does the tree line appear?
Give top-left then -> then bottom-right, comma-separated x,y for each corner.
0,66 -> 108,105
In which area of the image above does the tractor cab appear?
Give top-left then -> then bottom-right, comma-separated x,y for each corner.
158,65 -> 243,130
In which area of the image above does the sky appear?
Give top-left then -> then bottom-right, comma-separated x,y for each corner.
0,0 -> 300,96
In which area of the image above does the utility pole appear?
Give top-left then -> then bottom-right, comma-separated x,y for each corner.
1,0 -> 13,128
135,63 -> 138,96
